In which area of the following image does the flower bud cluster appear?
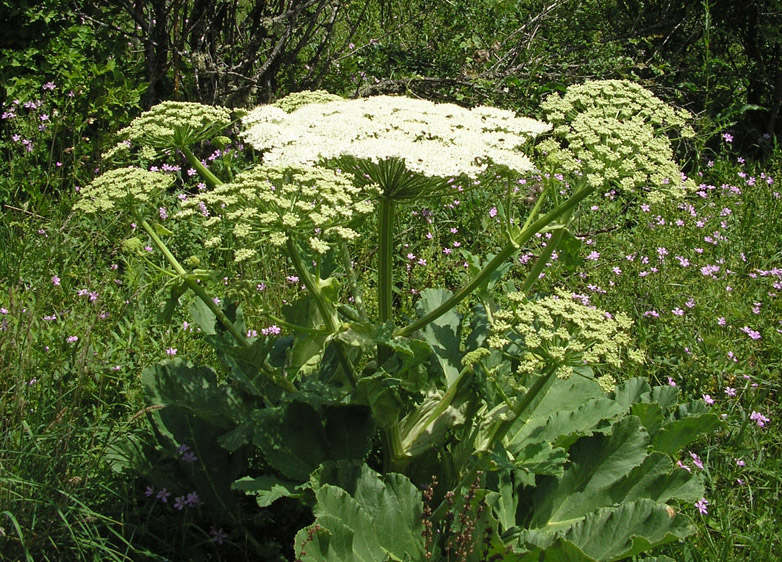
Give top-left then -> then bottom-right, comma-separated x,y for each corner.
176,165 -> 380,261
539,80 -> 695,199
488,289 -> 643,380
118,101 -> 232,148
74,167 -> 174,214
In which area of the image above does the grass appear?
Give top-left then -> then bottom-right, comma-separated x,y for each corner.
1,97 -> 781,560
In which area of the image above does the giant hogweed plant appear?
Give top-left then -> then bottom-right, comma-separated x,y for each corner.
79,83 -> 717,560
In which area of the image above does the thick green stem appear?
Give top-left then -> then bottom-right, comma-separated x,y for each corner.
286,239 -> 357,387
377,196 -> 395,323
181,145 -> 221,188
397,185 -> 595,338
141,220 -> 248,345
398,365 -> 473,462
377,196 -> 396,365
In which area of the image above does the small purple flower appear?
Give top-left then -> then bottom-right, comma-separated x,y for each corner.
173,495 -> 186,510
740,326 -> 761,340
67,335 -> 79,343
185,491 -> 201,507
722,133 -> 733,143
724,387 -> 736,397
702,394 -> 714,405
182,451 -> 198,463
210,527 -> 228,545
735,458 -> 745,467
166,347 -> 177,356
489,206 -> 498,218
667,377 -> 677,387
145,485 -> 155,497
52,275 -> 61,286
750,411 -> 770,428
695,498 -> 709,515
690,452 -> 704,470
261,325 -> 281,336
156,488 -> 171,503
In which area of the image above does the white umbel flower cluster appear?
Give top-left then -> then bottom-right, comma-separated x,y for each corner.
241,94 -> 551,179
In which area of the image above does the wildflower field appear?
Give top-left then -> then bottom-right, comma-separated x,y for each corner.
2,2 -> 781,561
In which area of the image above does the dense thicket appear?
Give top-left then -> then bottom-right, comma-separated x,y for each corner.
2,0 -> 780,142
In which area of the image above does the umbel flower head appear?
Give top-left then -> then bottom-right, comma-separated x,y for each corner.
74,167 -> 174,214
176,165 -> 380,262
241,93 -> 550,199
539,80 -> 696,199
487,288 -> 643,380
118,101 -> 232,149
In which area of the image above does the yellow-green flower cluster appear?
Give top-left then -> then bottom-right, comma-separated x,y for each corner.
272,90 -> 344,113
241,94 -> 551,179
176,165 -> 380,261
73,167 -> 174,214
541,80 -> 694,135
539,80 -> 696,198
488,289 -> 643,380
118,101 -> 232,148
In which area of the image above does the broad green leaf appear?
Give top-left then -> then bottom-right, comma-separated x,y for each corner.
612,378 -> 650,410
631,402 -> 665,438
253,402 -> 374,482
651,413 -> 721,455
141,360 -> 249,512
609,452 -> 704,504
502,376 -> 618,483
561,499 -> 693,561
648,385 -> 679,412
514,538 -> 594,561
323,405 -> 375,461
141,360 -> 250,429
415,288 -> 462,387
294,464 -> 425,561
253,402 -> 330,481
530,416 -> 649,530
232,474 -> 300,507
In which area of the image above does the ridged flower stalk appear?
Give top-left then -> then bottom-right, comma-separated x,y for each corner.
286,239 -> 357,387
140,218 -> 297,393
397,183 -> 595,338
181,145 -> 221,188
